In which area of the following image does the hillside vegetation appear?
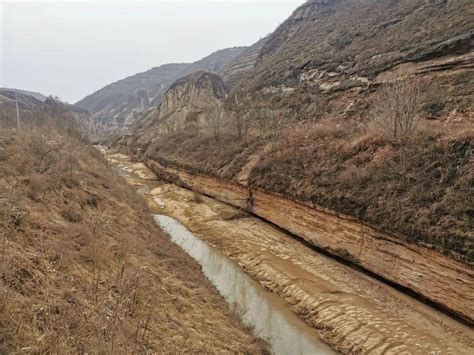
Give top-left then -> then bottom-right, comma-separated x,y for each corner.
131,112 -> 473,264
0,116 -> 264,353
111,0 -> 473,265
252,0 -> 472,90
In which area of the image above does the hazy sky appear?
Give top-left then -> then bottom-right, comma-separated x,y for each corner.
1,1 -> 304,103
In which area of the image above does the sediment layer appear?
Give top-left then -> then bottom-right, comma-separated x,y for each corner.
103,151 -> 474,353
147,159 -> 474,324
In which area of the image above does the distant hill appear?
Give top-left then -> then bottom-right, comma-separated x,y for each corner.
0,88 -> 48,102
76,47 -> 246,132
219,38 -> 267,88
0,88 -> 94,134
0,88 -> 46,112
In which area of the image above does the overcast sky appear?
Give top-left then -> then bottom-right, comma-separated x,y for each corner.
1,1 -> 304,103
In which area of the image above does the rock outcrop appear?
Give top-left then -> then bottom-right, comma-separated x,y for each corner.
147,159 -> 474,325
76,48 -> 245,133
233,0 -> 473,119
157,71 -> 227,131
110,70 -> 228,150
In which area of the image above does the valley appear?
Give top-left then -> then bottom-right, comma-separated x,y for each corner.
2,0 -> 473,352
103,149 -> 474,354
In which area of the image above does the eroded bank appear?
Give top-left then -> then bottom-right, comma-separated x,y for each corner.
102,150 -> 474,353
147,159 -> 474,325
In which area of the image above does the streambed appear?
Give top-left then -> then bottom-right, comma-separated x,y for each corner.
154,214 -> 334,355
100,147 -> 474,354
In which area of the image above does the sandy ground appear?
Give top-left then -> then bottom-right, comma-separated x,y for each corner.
106,150 -> 474,354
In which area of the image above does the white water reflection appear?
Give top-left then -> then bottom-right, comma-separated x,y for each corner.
154,214 -> 335,355
153,196 -> 165,208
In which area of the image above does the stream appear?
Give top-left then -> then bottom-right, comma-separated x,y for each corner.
154,214 -> 334,355
106,153 -> 334,354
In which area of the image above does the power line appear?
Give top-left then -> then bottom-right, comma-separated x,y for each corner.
15,89 -> 20,129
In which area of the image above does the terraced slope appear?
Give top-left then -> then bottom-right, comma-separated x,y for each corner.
249,0 -> 473,92
220,38 -> 267,88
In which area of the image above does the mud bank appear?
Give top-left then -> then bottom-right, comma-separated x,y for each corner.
147,159 -> 474,325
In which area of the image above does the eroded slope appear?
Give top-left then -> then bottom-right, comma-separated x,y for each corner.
0,123 -> 264,353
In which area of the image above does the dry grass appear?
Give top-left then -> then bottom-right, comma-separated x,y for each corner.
124,97 -> 473,265
143,128 -> 265,180
0,118 -> 265,353
250,118 -> 473,265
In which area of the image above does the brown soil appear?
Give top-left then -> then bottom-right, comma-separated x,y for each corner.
0,125 -> 265,353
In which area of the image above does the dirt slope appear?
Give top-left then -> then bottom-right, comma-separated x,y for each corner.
220,38 -> 267,88
0,122 -> 264,353
251,0 -> 473,90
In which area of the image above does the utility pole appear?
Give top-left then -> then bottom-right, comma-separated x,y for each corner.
15,89 -> 20,129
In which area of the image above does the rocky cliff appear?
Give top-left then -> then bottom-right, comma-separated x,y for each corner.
146,159 -> 474,325
110,70 -> 228,150
76,47 -> 245,133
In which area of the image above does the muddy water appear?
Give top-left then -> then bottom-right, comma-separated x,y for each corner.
154,214 -> 334,355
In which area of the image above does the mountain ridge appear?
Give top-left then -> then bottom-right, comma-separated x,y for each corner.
111,0 -> 473,270
75,47 -> 247,133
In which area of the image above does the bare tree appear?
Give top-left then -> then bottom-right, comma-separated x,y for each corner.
268,115 -> 285,149
230,93 -> 249,141
372,79 -> 421,143
372,79 -> 422,174
207,105 -> 224,142
254,108 -> 284,149
162,117 -> 177,135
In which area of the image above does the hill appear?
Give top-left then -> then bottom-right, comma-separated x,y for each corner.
0,89 -> 45,112
114,0 -> 474,268
76,47 -> 246,133
0,89 -> 95,136
219,38 -> 267,88
251,0 -> 472,91
0,88 -> 48,102
0,117 -> 264,352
